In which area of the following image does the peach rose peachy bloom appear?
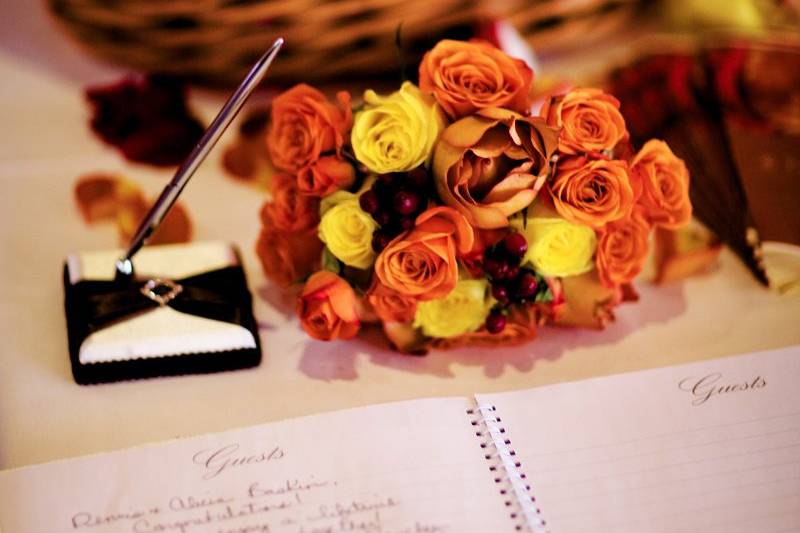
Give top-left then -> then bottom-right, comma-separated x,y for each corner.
433,108 -> 558,229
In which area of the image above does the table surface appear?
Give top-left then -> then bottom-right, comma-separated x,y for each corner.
2,3 -> 799,471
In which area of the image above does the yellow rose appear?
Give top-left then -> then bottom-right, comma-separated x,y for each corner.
318,191 -> 377,269
413,278 -> 492,338
352,82 -> 444,174
512,216 -> 597,277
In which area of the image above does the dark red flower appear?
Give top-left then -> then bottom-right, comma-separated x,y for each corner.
86,75 -> 204,166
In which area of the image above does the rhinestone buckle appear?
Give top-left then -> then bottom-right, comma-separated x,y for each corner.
140,278 -> 183,306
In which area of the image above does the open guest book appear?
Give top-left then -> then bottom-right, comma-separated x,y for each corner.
1,346 -> 799,532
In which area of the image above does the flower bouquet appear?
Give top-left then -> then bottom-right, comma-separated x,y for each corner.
255,39 -> 692,353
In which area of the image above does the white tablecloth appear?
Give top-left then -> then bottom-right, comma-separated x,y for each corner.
1,2 -> 799,471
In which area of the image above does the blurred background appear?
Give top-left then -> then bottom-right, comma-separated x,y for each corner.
32,0 -> 800,84
2,0 -> 799,288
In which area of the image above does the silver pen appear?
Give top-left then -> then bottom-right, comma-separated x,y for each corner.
115,37 -> 284,281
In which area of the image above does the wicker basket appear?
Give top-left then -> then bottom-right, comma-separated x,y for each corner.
49,0 -> 639,85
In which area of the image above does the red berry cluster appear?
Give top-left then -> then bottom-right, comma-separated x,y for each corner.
483,232 -> 542,334
359,168 -> 430,252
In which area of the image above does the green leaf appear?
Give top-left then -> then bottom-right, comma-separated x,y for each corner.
322,247 -> 341,274
534,286 -> 553,303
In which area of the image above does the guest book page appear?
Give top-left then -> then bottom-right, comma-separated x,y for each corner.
478,346 -> 800,533
0,397 -> 510,533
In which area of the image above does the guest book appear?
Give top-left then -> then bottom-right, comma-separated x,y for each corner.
1,346 -> 798,532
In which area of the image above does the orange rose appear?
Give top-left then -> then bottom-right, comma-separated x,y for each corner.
374,206 -> 474,300
630,140 -> 692,229
297,271 -> 360,341
366,279 -> 418,323
266,84 -> 352,173
541,88 -> 628,155
296,155 -> 355,197
596,207 -> 652,287
419,39 -> 534,119
261,173 -> 319,234
433,107 -> 558,229
255,224 -> 322,288
549,156 -> 634,229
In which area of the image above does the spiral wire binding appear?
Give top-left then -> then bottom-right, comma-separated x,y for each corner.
467,404 -> 548,533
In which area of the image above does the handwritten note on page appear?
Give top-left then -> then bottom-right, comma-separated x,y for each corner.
477,346 -> 800,533
0,397 -> 511,533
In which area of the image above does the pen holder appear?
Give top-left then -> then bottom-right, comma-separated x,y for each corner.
63,241 -> 261,385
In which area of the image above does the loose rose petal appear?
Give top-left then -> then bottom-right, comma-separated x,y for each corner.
149,203 -> 192,245
223,142 -> 259,181
117,198 -> 192,245
74,173 -> 146,223
74,173 -> 192,246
